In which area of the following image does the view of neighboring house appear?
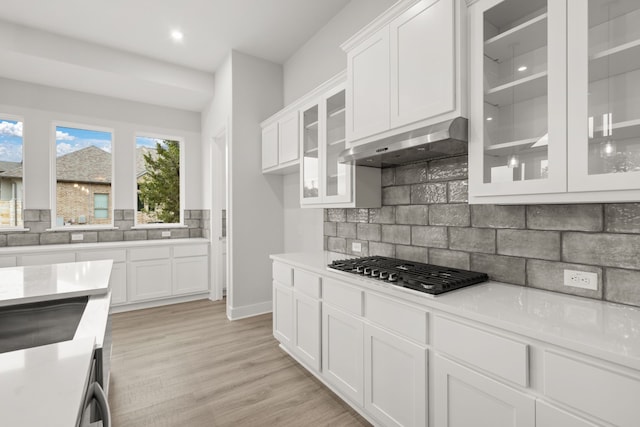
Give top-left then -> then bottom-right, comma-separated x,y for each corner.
0,145 -> 157,227
0,160 -> 23,227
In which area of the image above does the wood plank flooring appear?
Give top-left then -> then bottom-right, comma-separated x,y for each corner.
108,299 -> 371,427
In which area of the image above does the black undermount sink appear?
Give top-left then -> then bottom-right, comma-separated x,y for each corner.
0,296 -> 88,353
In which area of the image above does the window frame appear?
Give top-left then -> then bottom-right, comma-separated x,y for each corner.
133,132 -> 185,228
50,121 -> 115,230
0,113 -> 26,230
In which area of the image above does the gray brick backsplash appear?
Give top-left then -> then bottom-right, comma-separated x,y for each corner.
23,209 -> 40,222
605,203 -> 640,233
395,164 -> 428,185
527,205 -> 603,231
321,160 -> 640,309
411,226 -> 448,248
98,230 -> 124,242
381,225 -> 411,245
396,205 -> 428,225
327,208 -> 347,222
114,210 -> 124,221
190,210 -> 203,219
170,229 -> 190,239
369,242 -> 395,257
357,223 -> 381,241
429,249 -> 470,270
146,228 -> 171,239
183,210 -> 191,220
429,204 -> 470,227
382,168 -> 395,187
605,268 -> 640,306
563,232 -> 640,269
497,229 -> 561,261
24,221 -> 49,233
369,206 -> 396,224
8,233 -> 40,246
411,182 -> 447,204
347,239 -> 369,256
39,210 -> 51,222
40,232 -> 70,245
124,230 -> 148,241
324,222 -> 337,237
527,260 -> 602,299
0,235 -> 6,247
71,232 -> 98,244
471,253 -> 526,285
450,227 -> 495,254
471,205 -> 525,229
448,180 -> 468,203
428,157 -> 468,181
115,220 -> 133,231
189,229 -> 203,238
123,210 -> 135,221
185,219 -> 200,228
347,208 -> 369,223
337,222 -> 357,239
328,237 -> 347,253
396,245 -> 428,263
383,186 -> 411,205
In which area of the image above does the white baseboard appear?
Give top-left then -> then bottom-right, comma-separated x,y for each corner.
226,300 -> 272,320
109,293 -> 210,314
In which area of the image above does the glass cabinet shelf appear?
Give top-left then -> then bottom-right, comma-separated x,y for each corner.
485,71 -> 548,106
484,12 -> 548,61
589,39 -> 640,82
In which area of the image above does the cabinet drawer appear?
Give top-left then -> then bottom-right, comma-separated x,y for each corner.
294,269 -> 321,299
365,292 -> 427,344
433,316 -> 528,387
173,244 -> 208,258
21,252 -> 76,266
544,351 -> 640,426
273,262 -> 293,286
0,256 -> 17,267
77,249 -> 126,263
129,246 -> 170,261
323,278 -> 363,316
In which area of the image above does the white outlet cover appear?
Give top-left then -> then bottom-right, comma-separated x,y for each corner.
563,269 -> 598,291
352,242 -> 362,253
71,233 -> 83,241
162,231 -> 171,237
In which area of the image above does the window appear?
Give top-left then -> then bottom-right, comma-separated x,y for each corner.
54,124 -> 113,227
135,135 -> 182,225
94,193 -> 109,219
0,117 -> 24,228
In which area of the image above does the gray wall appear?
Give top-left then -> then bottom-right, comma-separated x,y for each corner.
324,156 -> 640,308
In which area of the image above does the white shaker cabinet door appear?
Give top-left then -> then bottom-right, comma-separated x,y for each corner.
433,354 -> 535,427
364,323 -> 427,427
278,110 -> 299,165
109,262 -> 127,305
128,259 -> 172,302
261,121 -> 278,170
390,0 -> 455,128
322,304 -> 365,406
292,291 -> 321,372
536,400 -> 600,427
273,282 -> 293,347
346,26 -> 390,143
172,255 -> 209,295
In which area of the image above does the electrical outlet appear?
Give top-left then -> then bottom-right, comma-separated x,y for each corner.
71,233 -> 84,241
351,242 -> 362,253
563,269 -> 598,291
162,231 -> 171,237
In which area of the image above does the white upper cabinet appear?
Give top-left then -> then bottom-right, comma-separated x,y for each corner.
469,0 -> 640,203
261,110 -> 300,174
343,0 -> 466,148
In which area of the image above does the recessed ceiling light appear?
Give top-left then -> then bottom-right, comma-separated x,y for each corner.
518,66 -> 527,72
171,30 -> 184,42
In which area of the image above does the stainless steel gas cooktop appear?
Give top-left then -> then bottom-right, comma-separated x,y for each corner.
328,256 -> 489,295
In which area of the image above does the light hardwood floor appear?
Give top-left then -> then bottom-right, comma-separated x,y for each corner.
109,299 -> 372,426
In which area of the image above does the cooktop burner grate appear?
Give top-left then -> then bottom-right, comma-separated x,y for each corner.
328,256 -> 488,295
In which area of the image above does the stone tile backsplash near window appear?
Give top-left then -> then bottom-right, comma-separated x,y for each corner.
1,209 -> 210,246
323,156 -> 640,308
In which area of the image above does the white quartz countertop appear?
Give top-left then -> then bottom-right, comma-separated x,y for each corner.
0,260 -> 112,307
0,337 -> 95,427
271,251 -> 640,371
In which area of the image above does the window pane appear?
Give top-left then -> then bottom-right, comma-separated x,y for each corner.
135,136 -> 181,224
0,118 -> 24,228
55,126 -> 112,226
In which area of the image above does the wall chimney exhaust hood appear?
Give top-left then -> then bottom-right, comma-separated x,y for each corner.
338,117 -> 468,168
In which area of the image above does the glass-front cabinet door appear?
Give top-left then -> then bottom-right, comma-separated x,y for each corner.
469,0 -> 567,197
322,85 -> 351,204
300,102 -> 321,204
568,0 -> 640,191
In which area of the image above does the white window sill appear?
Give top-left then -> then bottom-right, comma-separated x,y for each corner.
46,226 -> 119,232
0,228 -> 30,233
131,224 -> 187,229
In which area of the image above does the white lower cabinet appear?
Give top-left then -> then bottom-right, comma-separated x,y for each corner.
273,282 -> 293,347
77,249 -> 127,305
172,245 -> 209,296
364,324 -> 427,427
128,258 -> 172,302
292,291 -> 321,371
536,400 -> 599,427
433,354 -> 535,427
322,304 -> 364,406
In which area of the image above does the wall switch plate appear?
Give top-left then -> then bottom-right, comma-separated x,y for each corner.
563,269 -> 598,291
162,231 -> 171,237
71,233 -> 83,241
352,242 -> 362,253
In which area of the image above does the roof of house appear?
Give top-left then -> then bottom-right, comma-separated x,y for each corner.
0,145 -> 156,183
0,160 -> 21,173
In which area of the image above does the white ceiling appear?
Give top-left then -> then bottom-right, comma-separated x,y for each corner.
0,0 -> 350,72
